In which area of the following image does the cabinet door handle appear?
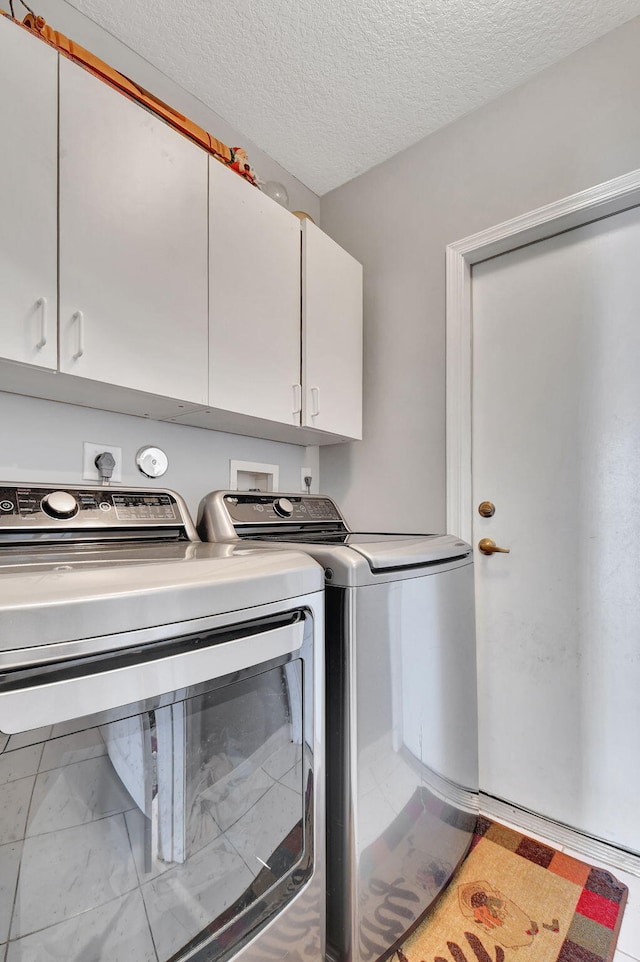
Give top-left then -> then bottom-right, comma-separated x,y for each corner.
72,311 -> 84,360
292,383 -> 302,415
35,297 -> 47,349
311,386 -> 320,417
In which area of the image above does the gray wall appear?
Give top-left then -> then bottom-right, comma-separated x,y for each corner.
320,15 -> 640,533
0,393 -> 319,520
1,2 -> 320,512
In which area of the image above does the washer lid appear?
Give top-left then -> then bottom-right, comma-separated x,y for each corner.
343,533 -> 471,570
254,532 -> 471,571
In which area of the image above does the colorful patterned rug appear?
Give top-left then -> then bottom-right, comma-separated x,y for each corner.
394,817 -> 628,962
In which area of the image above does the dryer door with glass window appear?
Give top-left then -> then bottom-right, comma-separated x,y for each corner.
0,613 -> 315,962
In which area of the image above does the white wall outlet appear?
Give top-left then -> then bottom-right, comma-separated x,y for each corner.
82,442 -> 123,483
301,468 -> 313,493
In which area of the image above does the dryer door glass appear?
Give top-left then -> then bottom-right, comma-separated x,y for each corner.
0,620 -> 313,962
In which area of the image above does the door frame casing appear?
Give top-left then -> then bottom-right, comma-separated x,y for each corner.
446,167 -> 640,543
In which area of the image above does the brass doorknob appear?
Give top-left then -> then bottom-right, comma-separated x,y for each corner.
478,538 -> 510,556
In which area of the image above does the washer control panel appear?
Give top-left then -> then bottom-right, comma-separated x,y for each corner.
224,493 -> 343,526
0,485 -> 180,527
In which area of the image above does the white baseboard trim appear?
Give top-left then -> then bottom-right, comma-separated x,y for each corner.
480,793 -> 640,878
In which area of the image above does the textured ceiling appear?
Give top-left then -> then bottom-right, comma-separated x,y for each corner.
65,0 -> 640,195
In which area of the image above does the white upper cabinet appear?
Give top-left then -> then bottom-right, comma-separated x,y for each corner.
0,17 -> 57,370
0,27 -> 363,442
302,221 -> 363,440
58,58 -> 208,404
208,158 -> 302,423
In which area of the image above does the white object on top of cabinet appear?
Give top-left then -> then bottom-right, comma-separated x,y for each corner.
302,220 -> 363,440
0,16 -> 57,371
208,158 -> 301,424
58,57 -> 209,406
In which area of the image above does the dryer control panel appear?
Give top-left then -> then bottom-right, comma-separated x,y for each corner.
0,484 -> 197,541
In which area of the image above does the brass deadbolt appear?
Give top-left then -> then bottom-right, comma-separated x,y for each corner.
478,501 -> 496,518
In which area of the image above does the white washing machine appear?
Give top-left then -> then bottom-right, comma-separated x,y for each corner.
198,491 -> 479,962
0,483 -> 325,962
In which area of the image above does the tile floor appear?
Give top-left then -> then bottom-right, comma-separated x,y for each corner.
0,718 -> 304,962
3,717 -> 637,962
488,813 -> 640,962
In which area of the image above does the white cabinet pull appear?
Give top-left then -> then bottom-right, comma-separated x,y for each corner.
292,383 -> 302,415
311,386 -> 320,417
35,297 -> 47,349
72,311 -> 84,359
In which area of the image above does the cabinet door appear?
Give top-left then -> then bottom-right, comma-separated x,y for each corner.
302,221 -> 363,439
0,17 -> 57,370
58,58 -> 208,404
209,158 -> 301,423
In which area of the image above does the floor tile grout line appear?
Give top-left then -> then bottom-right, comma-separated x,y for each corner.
0,742 -> 45,785
6,864 -> 145,945
20,802 -> 139,843
37,748 -> 108,775
122,809 -> 160,962
6,768 -> 41,944
214,771 -> 277,836
225,824 -> 262,878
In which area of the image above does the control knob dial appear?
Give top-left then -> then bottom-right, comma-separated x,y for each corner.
41,491 -> 79,519
273,497 -> 294,518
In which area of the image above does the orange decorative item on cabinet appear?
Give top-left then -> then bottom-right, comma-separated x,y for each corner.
1,9 -> 259,185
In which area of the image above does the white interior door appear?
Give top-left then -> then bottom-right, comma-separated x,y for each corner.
472,204 -> 640,852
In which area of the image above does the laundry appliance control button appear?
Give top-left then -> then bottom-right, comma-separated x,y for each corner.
273,497 -> 294,518
41,491 -> 79,519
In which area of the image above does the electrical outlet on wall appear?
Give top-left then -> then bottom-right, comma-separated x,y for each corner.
82,442 -> 123,483
301,469 -> 313,493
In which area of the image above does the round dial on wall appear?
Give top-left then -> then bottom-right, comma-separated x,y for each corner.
136,447 -> 169,478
